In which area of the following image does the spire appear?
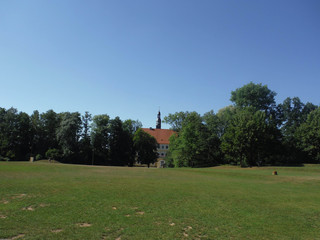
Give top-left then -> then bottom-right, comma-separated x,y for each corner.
156,110 -> 161,129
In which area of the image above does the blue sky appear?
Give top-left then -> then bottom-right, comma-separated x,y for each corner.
1,0 -> 319,128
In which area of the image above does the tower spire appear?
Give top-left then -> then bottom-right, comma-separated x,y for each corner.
156,109 -> 161,129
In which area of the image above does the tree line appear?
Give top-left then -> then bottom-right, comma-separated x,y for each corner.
1,82 -> 319,168
165,82 -> 320,167
0,109 -> 158,166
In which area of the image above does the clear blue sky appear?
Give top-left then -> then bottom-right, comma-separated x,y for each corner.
1,0 -> 319,128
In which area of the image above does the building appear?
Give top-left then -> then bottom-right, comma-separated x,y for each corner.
141,111 -> 176,167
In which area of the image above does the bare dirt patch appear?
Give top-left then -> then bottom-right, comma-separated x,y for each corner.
77,223 -> 92,227
10,234 -> 25,239
1,199 -> 9,204
185,226 -> 192,231
0,215 -> 7,219
169,222 -> 175,226
51,229 -> 63,233
112,206 -> 117,210
22,206 -> 35,211
136,211 -> 145,215
12,194 -> 27,199
39,203 -> 50,207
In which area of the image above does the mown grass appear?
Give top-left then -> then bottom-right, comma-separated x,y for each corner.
1,162 -> 320,239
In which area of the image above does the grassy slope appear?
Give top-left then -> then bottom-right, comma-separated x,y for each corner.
0,162 -> 320,240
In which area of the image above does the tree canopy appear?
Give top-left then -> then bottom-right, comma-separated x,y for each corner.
0,82 -> 319,167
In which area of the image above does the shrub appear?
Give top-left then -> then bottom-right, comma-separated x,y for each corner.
45,149 -> 61,160
35,154 -> 43,161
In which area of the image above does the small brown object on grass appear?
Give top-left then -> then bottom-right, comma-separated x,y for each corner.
272,171 -> 278,175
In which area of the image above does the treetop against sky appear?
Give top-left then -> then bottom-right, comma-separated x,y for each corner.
1,0 -> 319,128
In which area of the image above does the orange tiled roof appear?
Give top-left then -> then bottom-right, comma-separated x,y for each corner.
141,128 -> 176,145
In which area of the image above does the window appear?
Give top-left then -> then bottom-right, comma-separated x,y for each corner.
166,145 -> 168,149
161,153 -> 164,156
162,145 -> 164,149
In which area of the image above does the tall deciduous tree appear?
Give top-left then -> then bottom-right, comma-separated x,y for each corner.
80,111 -> 92,164
40,110 -> 60,154
296,107 -> 320,162
167,112 -> 221,167
163,111 -> 190,132
109,117 -> 131,166
123,119 -> 142,166
277,97 -> 318,164
133,129 -> 158,168
230,82 -> 277,118
221,108 -> 277,167
56,112 -> 82,162
216,106 -> 236,138
30,110 -> 42,157
91,114 -> 110,165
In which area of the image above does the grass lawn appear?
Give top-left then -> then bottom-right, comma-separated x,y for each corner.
1,162 -> 320,239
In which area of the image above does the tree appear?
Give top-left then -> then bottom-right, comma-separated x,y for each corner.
123,119 -> 142,135
171,112 -> 208,167
40,110 -> 60,155
30,110 -> 42,157
163,111 -> 190,131
0,108 -> 31,161
56,112 -> 82,162
221,108 -> 277,167
166,112 -> 220,167
296,107 -> 320,162
123,119 -> 142,166
133,129 -> 158,168
202,110 -> 222,164
91,114 -> 110,165
230,82 -> 277,117
109,117 -> 132,166
79,111 -> 92,164
216,106 -> 237,137
16,111 -> 31,160
277,97 -> 318,164
45,149 -> 61,161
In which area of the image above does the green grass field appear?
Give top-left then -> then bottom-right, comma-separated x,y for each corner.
1,162 -> 320,240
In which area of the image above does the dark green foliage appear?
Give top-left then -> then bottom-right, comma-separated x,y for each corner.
216,106 -> 236,137
0,108 -> 31,161
221,108 -> 279,167
91,114 -> 110,165
123,119 -> 142,135
79,111 -> 92,165
0,82 -> 319,166
167,111 -> 221,167
45,148 -> 61,160
35,154 -> 43,161
230,82 -> 277,114
296,107 -> 320,162
40,110 -> 60,154
133,129 -> 158,167
277,97 -> 318,164
108,117 -> 132,166
122,119 -> 141,166
56,112 -> 82,162
163,111 -> 190,131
